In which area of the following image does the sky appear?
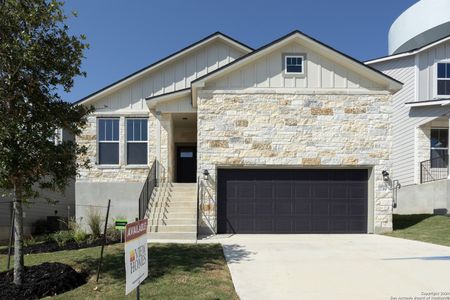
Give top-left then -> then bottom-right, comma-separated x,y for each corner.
61,0 -> 419,103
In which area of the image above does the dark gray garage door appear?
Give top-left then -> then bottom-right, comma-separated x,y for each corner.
217,169 -> 368,234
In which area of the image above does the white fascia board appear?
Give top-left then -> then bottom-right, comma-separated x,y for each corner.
366,36 -> 450,65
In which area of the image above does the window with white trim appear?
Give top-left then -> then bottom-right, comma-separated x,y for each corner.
437,63 -> 450,96
430,128 -> 448,168
126,118 -> 148,165
98,118 -> 120,165
285,55 -> 304,74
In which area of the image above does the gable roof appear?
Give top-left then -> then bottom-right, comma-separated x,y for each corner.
74,32 -> 253,106
365,34 -> 450,65
191,30 -> 403,99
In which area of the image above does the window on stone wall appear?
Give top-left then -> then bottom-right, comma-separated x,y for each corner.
98,118 -> 120,165
430,128 -> 448,168
437,63 -> 450,96
126,118 -> 148,165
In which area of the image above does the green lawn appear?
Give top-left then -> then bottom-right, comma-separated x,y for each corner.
385,214 -> 450,247
0,243 -> 238,299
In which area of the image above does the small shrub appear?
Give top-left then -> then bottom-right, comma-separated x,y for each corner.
106,224 -> 121,242
52,230 -> 74,247
73,229 -> 88,245
87,209 -> 103,238
24,235 -> 38,247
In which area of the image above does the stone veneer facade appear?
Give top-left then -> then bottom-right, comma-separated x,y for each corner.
197,90 -> 394,234
76,112 -> 173,183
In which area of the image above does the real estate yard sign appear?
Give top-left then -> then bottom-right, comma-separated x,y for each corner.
125,219 -> 148,295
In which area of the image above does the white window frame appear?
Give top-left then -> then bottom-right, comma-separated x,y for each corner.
125,118 -> 148,166
97,118 -> 120,166
284,54 -> 305,75
436,60 -> 450,97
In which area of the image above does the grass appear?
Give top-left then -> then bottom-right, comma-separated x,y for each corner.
0,243 -> 238,299
385,214 -> 450,247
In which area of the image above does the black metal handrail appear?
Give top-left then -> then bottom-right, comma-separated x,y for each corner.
138,160 -> 158,219
420,156 -> 448,184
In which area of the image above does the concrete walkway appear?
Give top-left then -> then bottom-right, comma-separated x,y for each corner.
202,234 -> 450,300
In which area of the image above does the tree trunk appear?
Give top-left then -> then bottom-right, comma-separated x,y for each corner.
13,182 -> 24,286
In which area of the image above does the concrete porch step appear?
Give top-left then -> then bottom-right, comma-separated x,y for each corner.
147,212 -> 197,219
148,224 -> 197,233
147,218 -> 197,226
149,202 -> 197,208
147,207 -> 196,214
147,232 -> 197,240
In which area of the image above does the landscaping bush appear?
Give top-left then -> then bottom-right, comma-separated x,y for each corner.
106,224 -> 121,242
51,230 -> 74,247
73,229 -> 89,245
24,235 -> 38,248
86,209 -> 103,238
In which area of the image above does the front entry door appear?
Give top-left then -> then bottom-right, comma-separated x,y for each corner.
176,146 -> 197,183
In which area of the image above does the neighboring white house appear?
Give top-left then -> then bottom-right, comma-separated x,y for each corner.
367,0 -> 450,214
74,30 -> 402,240
0,129 -> 75,240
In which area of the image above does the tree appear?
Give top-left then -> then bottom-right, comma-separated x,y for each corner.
0,0 -> 93,285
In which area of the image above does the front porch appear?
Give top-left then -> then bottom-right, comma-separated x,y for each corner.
417,116 -> 449,184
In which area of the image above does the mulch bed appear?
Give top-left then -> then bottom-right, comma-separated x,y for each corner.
0,238 -> 118,255
0,262 -> 87,299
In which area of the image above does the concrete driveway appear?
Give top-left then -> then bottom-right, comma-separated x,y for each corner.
204,234 -> 450,300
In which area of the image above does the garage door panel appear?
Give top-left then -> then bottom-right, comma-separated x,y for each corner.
311,183 -> 329,199
217,169 -> 368,234
237,183 -> 254,197
294,219 -> 311,232
349,203 -> 366,216
311,218 -> 330,233
311,201 -> 330,216
275,200 -> 292,215
275,219 -> 292,233
294,200 -> 311,215
255,182 -> 273,198
294,183 -> 310,198
330,219 -> 348,232
255,218 -> 274,232
330,183 -> 347,198
237,201 -> 253,215
330,203 -> 348,216
255,199 -> 273,215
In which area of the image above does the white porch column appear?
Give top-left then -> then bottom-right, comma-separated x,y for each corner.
156,110 -> 161,183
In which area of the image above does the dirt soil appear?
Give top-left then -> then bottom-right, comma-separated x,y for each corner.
0,262 -> 87,299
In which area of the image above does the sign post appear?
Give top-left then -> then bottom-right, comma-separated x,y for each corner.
115,219 -> 127,242
124,219 -> 148,297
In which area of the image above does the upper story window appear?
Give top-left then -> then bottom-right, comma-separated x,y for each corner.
126,118 -> 148,165
437,63 -> 450,96
98,118 -> 120,165
284,55 -> 304,75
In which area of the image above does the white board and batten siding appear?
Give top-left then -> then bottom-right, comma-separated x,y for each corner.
418,40 -> 450,100
93,40 -> 247,113
206,41 -> 383,91
369,40 -> 450,186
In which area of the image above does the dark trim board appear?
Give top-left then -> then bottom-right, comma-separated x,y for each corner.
217,168 -> 369,234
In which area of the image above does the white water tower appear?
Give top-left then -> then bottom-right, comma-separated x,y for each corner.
389,0 -> 450,55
